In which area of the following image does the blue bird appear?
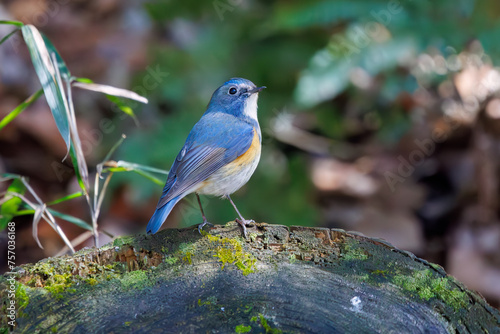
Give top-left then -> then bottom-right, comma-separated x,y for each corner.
147,78 -> 265,237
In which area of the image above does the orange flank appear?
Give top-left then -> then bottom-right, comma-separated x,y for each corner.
232,128 -> 260,166
196,128 -> 261,194
195,127 -> 261,195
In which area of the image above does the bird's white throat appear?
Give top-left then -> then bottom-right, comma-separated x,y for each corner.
243,93 -> 259,121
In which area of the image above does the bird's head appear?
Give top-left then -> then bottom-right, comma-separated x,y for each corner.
207,78 -> 265,120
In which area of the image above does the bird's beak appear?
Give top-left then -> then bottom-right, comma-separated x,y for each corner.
248,86 -> 266,94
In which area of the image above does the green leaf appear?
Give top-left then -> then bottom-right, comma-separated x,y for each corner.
105,167 -> 164,186
295,34 -> 416,107
64,78 -> 90,190
0,173 -> 23,180
21,25 -> 89,191
0,89 -> 43,131
101,160 -> 168,186
43,36 -> 71,79
74,77 -> 94,84
0,20 -> 24,27
273,1 -> 392,30
46,192 -> 84,206
47,208 -> 93,231
102,134 -> 126,164
0,178 -> 27,229
8,208 -> 92,232
106,95 -> 138,125
21,25 -> 71,152
130,169 -> 165,186
69,144 -> 88,194
0,28 -> 19,46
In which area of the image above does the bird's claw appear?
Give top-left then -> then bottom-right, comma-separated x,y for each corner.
198,220 -> 214,234
235,218 -> 254,238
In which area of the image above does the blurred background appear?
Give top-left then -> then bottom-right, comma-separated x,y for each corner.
1,0 -> 500,309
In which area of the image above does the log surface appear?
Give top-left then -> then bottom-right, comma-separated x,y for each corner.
1,222 -> 500,333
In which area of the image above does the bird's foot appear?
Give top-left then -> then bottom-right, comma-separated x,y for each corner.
198,220 -> 214,234
235,218 -> 255,238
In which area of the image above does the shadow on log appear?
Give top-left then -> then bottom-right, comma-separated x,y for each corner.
1,222 -> 500,333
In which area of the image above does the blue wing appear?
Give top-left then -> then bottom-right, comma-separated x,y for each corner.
155,112 -> 256,209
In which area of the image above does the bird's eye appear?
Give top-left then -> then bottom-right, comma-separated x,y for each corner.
229,87 -> 238,95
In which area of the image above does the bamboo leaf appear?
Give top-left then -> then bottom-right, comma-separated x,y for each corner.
43,36 -> 71,79
100,160 -> 168,186
0,28 -> 19,45
74,77 -> 94,84
21,25 -> 71,152
32,204 -> 46,249
114,161 -> 169,175
106,95 -> 139,125
0,89 -> 43,131
0,173 -> 23,181
102,134 -> 127,165
47,208 -> 93,231
0,178 -> 26,229
0,20 -> 24,27
8,207 -> 92,231
62,74 -> 89,190
72,81 -> 148,104
69,144 -> 87,193
130,169 -> 165,186
7,192 -> 75,253
46,192 -> 84,206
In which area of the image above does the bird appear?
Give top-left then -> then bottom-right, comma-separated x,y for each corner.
146,77 -> 265,237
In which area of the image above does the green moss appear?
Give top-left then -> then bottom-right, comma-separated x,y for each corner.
289,254 -> 297,264
164,256 -> 178,265
113,236 -> 135,247
358,274 -> 370,282
251,314 -> 282,334
198,296 -> 217,307
371,270 -> 387,277
248,232 -> 259,243
198,298 -> 207,307
204,234 -> 256,275
31,261 -> 55,277
392,269 -> 469,310
44,273 -> 76,299
183,252 -> 193,264
342,241 -> 369,261
235,324 -> 252,333
85,278 -> 99,286
120,270 -> 152,290
50,326 -> 58,333
179,243 -> 196,265
15,283 -> 29,312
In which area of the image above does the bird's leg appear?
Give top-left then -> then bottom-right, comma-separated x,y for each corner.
196,194 -> 213,234
226,195 -> 254,238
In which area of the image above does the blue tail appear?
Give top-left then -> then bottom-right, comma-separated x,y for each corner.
146,196 -> 181,234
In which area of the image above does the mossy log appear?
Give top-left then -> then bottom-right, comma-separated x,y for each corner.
1,222 -> 500,333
